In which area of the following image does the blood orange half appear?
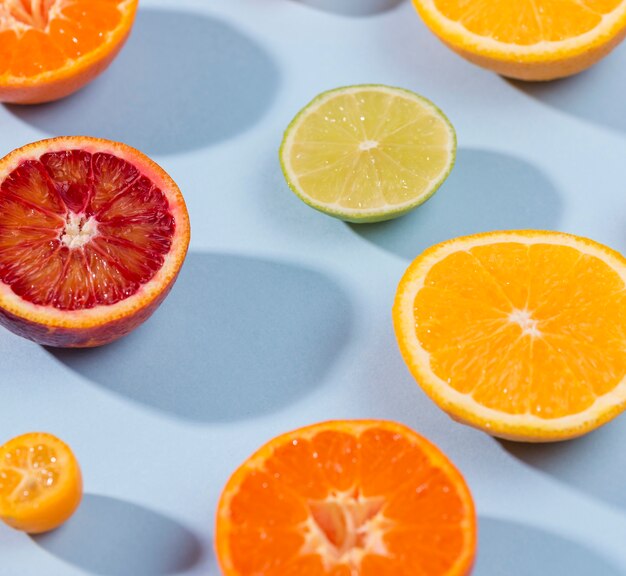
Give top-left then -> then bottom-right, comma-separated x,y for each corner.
0,137 -> 190,347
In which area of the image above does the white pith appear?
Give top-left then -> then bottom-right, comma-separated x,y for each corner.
358,139 -> 379,151
60,212 -> 98,249
301,490 -> 391,572
508,308 -> 541,338
0,0 -> 64,34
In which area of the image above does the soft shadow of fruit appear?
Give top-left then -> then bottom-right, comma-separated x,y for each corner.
32,494 -> 203,576
350,148 -> 563,261
476,516 -> 624,575
508,42 -> 626,134
46,252 -> 352,422
500,415 -> 626,511
6,8 -> 280,154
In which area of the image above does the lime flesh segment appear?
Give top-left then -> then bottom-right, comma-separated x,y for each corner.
280,85 -> 457,223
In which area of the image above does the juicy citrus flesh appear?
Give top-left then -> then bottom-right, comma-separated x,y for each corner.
0,137 -> 190,347
0,0 -> 131,77
280,85 -> 456,223
432,0 -> 623,45
0,149 -> 175,311
0,432 -> 82,533
0,0 -> 137,103
413,0 -> 626,79
216,420 -> 476,576
393,231 -> 626,442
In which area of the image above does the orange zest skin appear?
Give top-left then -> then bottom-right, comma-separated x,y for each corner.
0,0 -> 138,104
0,136 -> 190,348
393,230 -> 626,442
412,0 -> 626,80
0,433 -> 82,534
216,420 -> 476,576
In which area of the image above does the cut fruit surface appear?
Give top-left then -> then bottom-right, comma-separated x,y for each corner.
216,420 -> 476,576
0,432 -> 82,534
279,85 -> 456,223
0,0 -> 138,103
393,231 -> 626,442
412,0 -> 626,80
0,136 -> 190,347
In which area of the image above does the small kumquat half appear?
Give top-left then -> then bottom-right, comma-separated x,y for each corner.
0,432 -> 82,534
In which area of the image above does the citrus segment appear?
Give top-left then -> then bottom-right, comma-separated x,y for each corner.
216,420 -> 476,576
0,0 -> 138,103
0,137 -> 190,347
0,432 -> 82,534
413,0 -> 626,79
280,85 -> 456,223
393,231 -> 626,441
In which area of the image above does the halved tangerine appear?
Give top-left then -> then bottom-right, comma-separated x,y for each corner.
216,420 -> 476,576
0,136 -> 190,347
0,0 -> 139,104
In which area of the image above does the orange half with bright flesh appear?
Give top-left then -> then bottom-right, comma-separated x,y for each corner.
0,0 -> 138,104
412,0 -> 626,80
216,420 -> 476,576
0,136 -> 190,347
393,230 -> 626,442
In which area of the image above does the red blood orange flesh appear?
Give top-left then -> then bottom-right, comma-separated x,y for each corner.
0,137 -> 190,347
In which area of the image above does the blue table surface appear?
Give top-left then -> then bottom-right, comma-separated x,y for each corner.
2,0 -> 626,574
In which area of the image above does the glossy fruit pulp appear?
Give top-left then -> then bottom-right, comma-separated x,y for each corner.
0,441 -> 61,505
0,432 -> 82,533
0,0 -> 125,77
431,0 -> 623,44
414,241 -> 626,418
0,150 -> 175,310
226,427 -> 471,575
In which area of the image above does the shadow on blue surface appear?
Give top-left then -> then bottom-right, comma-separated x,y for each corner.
32,494 -> 203,576
47,252 -> 352,422
292,0 -> 405,17
476,517 -> 623,575
508,42 -> 626,135
501,414 -> 626,512
6,8 -> 280,155
349,148 -> 563,260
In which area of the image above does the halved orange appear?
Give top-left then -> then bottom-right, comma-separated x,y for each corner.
393,230 -> 626,442
0,136 -> 190,347
412,0 -> 626,80
0,0 -> 138,104
216,420 -> 476,576
0,432 -> 82,534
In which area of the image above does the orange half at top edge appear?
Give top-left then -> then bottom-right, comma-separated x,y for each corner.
412,0 -> 626,80
0,0 -> 138,104
393,230 -> 626,442
216,420 -> 476,576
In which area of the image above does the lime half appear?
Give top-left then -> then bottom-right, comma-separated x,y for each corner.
279,85 -> 456,223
